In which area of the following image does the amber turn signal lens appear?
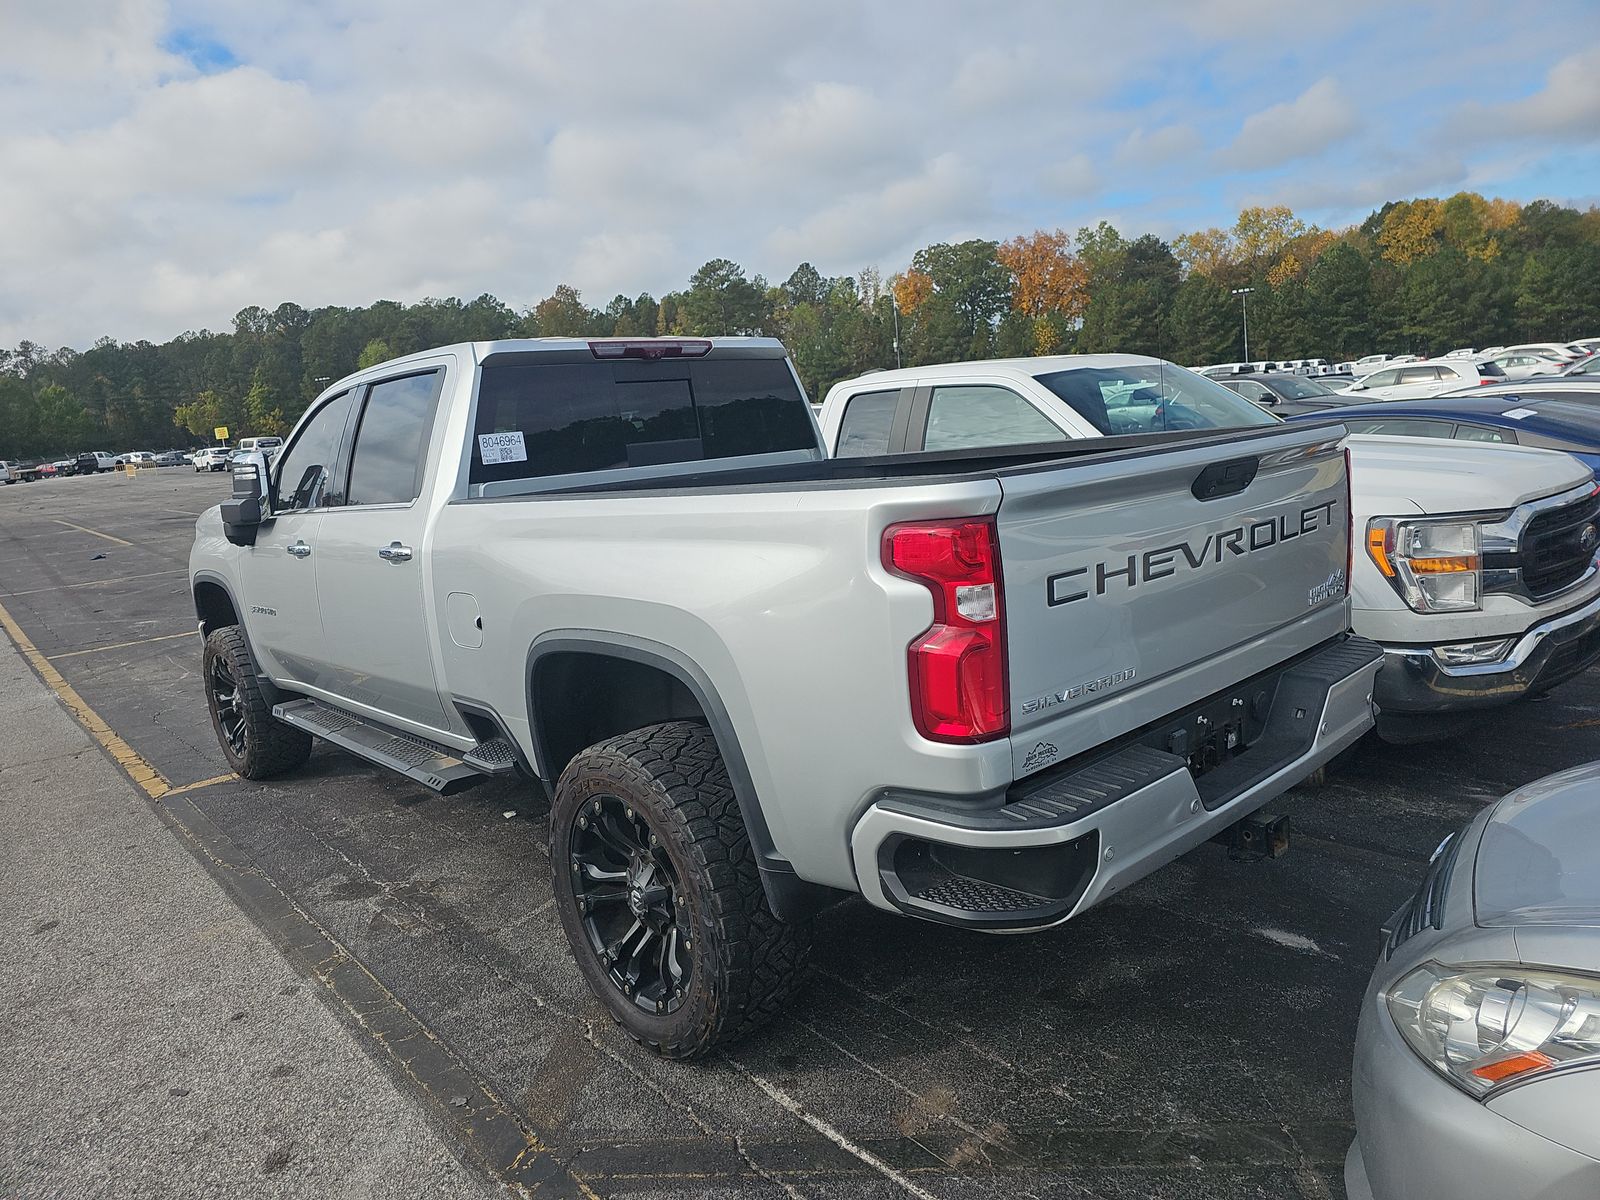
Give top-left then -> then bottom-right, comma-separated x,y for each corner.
1470,1050 -> 1556,1084
1367,526 -> 1395,577
1407,555 -> 1480,574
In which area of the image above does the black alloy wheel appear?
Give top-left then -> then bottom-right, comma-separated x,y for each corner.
569,794 -> 691,1015
201,626 -> 313,778
549,721 -> 811,1057
209,652 -> 249,758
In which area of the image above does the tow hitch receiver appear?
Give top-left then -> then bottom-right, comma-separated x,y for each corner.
1214,812 -> 1289,862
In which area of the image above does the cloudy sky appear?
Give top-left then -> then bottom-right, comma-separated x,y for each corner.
3,0 -> 1598,349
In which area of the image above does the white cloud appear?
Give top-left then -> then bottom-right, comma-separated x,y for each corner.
0,1 -> 1594,348
1217,78 -> 1360,170
1039,154 -> 1100,199
1452,50 -> 1600,142
764,155 -> 990,269
1115,124 -> 1201,167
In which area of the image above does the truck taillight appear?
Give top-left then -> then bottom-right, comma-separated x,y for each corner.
883,518 -> 1009,743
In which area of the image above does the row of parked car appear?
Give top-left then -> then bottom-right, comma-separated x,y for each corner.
0,437 -> 284,483
1199,338 -> 1600,386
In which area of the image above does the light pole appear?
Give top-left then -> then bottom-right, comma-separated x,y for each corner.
1231,287 -> 1254,362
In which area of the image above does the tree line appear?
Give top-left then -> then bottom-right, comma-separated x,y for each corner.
3,192 -> 1598,459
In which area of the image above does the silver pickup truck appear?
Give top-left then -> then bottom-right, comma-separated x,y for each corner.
190,337 -> 1380,1056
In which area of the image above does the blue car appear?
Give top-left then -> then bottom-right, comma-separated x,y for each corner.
1289,390 -> 1600,473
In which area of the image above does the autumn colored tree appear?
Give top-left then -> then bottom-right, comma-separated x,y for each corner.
996,228 -> 1089,321
1378,199 -> 1445,265
1234,206 -> 1307,268
890,269 -> 933,314
1173,227 -> 1237,279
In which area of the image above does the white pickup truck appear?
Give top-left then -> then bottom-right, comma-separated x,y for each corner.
191,337 -> 1380,1056
819,355 -> 1600,741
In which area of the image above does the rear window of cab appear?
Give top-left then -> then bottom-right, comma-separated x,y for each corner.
470,358 -> 818,484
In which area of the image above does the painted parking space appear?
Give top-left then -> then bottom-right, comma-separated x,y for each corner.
5,470 -> 1600,1198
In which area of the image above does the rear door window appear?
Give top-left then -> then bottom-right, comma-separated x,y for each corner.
834,390 -> 900,457
471,357 -> 817,484
346,371 -> 444,506
922,385 -> 1067,450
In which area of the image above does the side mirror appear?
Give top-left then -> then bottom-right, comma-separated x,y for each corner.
221,451 -> 271,546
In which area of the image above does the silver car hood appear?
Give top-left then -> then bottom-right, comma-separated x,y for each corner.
1476,761 -> 1600,929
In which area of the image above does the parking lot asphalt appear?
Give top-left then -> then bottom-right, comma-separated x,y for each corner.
6,468 -> 1600,1199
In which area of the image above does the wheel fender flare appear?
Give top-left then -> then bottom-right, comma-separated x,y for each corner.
526,632 -> 839,923
192,571 -> 287,707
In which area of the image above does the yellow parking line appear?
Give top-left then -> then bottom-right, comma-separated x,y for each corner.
163,773 -> 239,797
0,569 -> 186,599
51,519 -> 134,547
46,630 -> 199,660
0,595 -> 168,798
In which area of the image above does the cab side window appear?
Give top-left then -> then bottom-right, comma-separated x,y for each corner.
834,390 -> 899,457
273,391 -> 355,512
923,385 -> 1067,451
346,372 -> 444,506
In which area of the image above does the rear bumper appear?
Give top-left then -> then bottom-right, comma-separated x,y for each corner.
1374,591 -> 1600,729
848,635 -> 1382,930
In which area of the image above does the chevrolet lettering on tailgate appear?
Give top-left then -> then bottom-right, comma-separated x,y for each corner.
1045,499 -> 1340,607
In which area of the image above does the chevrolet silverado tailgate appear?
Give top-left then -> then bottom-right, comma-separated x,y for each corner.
996,424 -> 1351,772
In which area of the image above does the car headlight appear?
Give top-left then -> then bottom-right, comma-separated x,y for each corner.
1387,963 -> 1600,1097
1366,518 -> 1481,612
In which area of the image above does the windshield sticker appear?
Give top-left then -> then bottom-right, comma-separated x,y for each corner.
478,431 -> 528,464
1500,407 -> 1538,420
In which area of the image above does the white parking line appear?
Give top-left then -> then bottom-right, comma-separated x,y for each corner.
46,630 -> 198,660
0,569 -> 187,599
729,1060 -> 942,1200
52,519 -> 133,546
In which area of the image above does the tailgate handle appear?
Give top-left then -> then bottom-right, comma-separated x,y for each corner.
1191,457 -> 1258,501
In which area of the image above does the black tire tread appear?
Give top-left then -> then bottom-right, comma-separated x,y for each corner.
554,721 -> 809,1057
204,626 -> 312,779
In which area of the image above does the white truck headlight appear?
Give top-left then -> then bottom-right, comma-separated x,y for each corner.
1387,963 -> 1600,1096
1366,518 -> 1481,613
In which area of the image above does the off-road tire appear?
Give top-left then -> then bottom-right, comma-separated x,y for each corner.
551,721 -> 810,1058
202,626 -> 312,779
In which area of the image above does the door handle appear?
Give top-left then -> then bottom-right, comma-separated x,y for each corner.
377,541 -> 413,563
286,541 -> 311,558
